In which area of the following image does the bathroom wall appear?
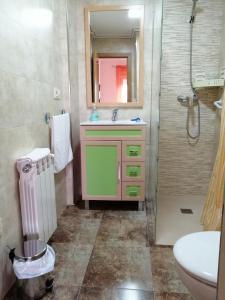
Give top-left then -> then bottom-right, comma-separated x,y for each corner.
67,0 -> 160,205
66,0 -> 82,202
218,5 -> 225,295
0,0 -> 69,297
158,0 -> 224,204
220,5 -> 225,73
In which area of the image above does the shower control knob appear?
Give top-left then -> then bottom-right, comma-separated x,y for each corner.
177,95 -> 189,104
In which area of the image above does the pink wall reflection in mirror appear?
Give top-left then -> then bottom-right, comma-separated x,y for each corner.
98,58 -> 128,103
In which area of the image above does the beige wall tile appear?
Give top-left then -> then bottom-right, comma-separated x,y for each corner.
158,0 -> 224,200
0,0 -> 69,297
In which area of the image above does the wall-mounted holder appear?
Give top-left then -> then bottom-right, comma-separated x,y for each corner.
192,78 -> 224,88
214,100 -> 223,110
44,110 -> 66,124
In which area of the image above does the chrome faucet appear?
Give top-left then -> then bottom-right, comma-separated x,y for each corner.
112,108 -> 119,122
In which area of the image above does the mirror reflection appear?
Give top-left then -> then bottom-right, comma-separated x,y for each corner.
86,6 -> 144,107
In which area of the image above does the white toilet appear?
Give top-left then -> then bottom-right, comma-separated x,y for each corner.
173,231 -> 220,300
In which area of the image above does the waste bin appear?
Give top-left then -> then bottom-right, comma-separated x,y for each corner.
11,240 -> 55,299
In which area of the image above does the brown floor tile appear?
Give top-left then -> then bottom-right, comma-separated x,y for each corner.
150,246 -> 189,294
103,210 -> 146,220
146,221 -> 155,247
4,283 -> 80,300
52,243 -> 77,261
154,292 -> 194,300
146,200 -> 156,246
50,206 -> 103,245
83,245 -> 153,291
51,216 -> 101,246
61,206 -> 103,220
78,287 -> 111,300
4,287 -> 29,300
44,285 -> 80,299
49,224 -> 75,243
95,214 -> 147,247
53,245 -> 93,287
5,206 -> 193,300
112,288 -> 154,300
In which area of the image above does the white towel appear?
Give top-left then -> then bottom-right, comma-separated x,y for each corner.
51,113 -> 73,173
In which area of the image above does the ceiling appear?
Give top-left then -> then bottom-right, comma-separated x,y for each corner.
90,10 -> 141,38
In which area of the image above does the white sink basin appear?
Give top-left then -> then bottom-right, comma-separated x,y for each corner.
80,119 -> 146,126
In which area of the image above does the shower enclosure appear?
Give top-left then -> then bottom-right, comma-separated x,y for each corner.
155,0 -> 225,245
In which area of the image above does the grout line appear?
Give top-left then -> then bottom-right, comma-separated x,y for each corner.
79,209 -> 106,288
75,286 -> 81,300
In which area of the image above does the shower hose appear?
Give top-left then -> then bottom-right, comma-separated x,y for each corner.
187,1 -> 201,140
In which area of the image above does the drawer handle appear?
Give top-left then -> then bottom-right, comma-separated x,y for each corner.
129,150 -> 138,156
129,171 -> 138,177
129,191 -> 138,196
118,161 -> 121,182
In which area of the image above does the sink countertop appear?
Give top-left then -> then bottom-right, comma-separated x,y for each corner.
80,120 -> 147,126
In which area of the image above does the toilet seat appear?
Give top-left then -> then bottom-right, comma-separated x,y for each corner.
173,231 -> 220,286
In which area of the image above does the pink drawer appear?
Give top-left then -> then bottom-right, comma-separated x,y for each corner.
122,162 -> 145,181
122,141 -> 145,161
122,181 -> 145,201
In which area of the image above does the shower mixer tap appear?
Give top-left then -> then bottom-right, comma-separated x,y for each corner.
177,96 -> 190,107
177,95 -> 198,107
189,15 -> 195,23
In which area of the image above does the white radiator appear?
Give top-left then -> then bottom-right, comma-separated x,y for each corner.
17,148 -> 57,242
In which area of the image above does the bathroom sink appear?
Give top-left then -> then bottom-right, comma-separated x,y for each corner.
80,120 -> 146,126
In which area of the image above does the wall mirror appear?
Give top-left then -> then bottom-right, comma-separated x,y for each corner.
85,5 -> 144,108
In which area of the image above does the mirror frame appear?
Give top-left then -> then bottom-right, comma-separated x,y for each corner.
84,5 -> 144,108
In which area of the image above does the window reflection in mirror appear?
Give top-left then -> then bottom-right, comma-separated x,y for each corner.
85,6 -> 144,107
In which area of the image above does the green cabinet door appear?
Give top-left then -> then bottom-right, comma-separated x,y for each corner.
81,141 -> 121,200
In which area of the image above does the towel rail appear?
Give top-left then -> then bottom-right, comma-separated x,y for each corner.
45,110 -> 66,124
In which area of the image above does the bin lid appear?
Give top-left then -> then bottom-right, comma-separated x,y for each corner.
15,240 -> 47,261
13,245 -> 55,279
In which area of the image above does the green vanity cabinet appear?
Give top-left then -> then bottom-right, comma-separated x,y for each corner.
80,124 -> 146,209
81,140 -> 121,200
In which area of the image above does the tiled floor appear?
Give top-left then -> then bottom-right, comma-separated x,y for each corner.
5,202 -> 193,300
